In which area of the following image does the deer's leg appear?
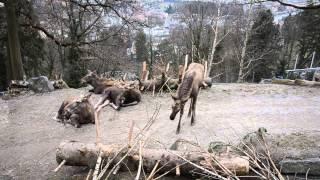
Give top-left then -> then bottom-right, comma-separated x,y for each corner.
109,103 -> 120,110
95,96 -> 106,109
191,96 -> 197,126
188,98 -> 193,117
110,96 -> 123,111
96,100 -> 110,112
176,104 -> 185,134
95,91 -> 111,110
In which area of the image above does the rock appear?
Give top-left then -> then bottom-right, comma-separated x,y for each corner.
208,141 -> 228,154
280,158 -> 320,175
169,138 -> 200,152
28,76 -> 54,93
260,78 -> 272,84
239,128 -> 320,175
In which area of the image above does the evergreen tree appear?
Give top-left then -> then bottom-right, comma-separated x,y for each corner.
296,8 -> 320,68
135,30 -> 148,62
279,14 -> 299,75
246,9 -> 280,81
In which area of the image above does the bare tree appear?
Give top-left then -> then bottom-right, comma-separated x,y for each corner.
207,2 -> 231,77
237,4 -> 253,83
178,1 -> 216,63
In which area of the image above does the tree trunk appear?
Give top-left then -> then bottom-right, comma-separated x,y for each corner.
56,141 -> 249,176
5,0 -> 24,80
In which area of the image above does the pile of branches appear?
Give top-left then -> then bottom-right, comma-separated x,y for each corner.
54,104 -> 287,180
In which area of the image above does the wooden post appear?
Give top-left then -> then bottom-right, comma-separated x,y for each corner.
182,55 -> 188,80
95,110 -> 101,145
204,61 -> 208,78
145,71 -> 149,81
166,62 -> 170,73
310,51 -> 316,68
141,61 -> 147,81
178,65 -> 184,83
294,54 -> 299,70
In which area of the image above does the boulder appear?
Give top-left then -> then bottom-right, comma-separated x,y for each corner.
280,158 -> 320,175
208,141 -> 230,154
28,76 -> 54,93
239,128 -> 320,175
259,78 -> 272,84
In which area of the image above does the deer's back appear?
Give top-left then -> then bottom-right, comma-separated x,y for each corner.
185,63 -> 205,90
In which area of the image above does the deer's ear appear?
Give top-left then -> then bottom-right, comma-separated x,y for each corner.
171,94 -> 178,100
87,69 -> 91,73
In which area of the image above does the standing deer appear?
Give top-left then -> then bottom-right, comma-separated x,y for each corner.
170,63 -> 204,134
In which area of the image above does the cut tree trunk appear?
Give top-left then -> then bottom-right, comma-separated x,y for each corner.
56,141 -> 249,176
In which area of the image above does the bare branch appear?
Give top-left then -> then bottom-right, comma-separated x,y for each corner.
268,0 -> 320,10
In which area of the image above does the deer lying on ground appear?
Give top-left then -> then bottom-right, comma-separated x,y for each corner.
94,86 -> 141,111
137,72 -> 166,91
81,70 -> 116,94
170,63 -> 204,134
56,93 -> 95,128
81,70 -> 140,93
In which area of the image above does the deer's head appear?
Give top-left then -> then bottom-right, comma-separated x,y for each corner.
170,94 -> 188,120
81,70 -> 99,84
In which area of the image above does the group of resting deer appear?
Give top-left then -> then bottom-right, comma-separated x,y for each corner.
56,63 -> 206,134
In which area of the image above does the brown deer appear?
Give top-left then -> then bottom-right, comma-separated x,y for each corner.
170,63 -> 204,134
95,86 -> 141,111
81,70 -> 115,94
56,93 -> 95,128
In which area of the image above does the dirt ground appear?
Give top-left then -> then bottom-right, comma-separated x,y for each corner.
1,83 -> 320,179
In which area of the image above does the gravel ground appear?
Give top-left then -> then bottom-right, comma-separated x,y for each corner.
1,83 -> 320,179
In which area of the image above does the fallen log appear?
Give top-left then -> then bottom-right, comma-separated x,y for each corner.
271,79 -> 295,85
272,78 -> 320,87
56,141 -> 249,176
294,79 -> 320,87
